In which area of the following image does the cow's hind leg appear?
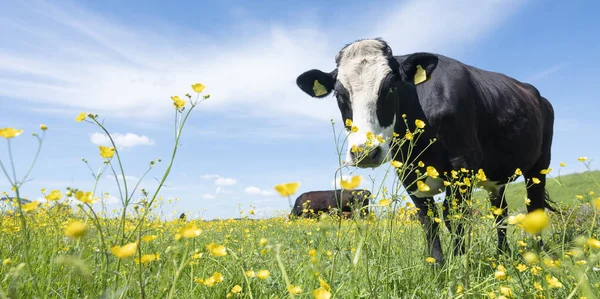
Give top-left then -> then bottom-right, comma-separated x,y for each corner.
412,195 -> 445,265
489,185 -> 510,255
524,99 -> 556,250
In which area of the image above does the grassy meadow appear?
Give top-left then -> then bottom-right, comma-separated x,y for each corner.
1,85 -> 599,299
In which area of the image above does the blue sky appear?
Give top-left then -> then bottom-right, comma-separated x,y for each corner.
1,0 -> 598,220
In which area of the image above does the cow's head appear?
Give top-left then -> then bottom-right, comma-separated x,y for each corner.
296,38 -> 438,168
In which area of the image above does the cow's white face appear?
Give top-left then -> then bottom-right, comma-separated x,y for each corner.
296,39 -> 436,169
334,40 -> 398,167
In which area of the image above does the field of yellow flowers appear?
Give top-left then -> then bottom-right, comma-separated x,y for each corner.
1,84 -> 599,298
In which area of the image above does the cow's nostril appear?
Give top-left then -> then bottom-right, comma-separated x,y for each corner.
369,146 -> 381,160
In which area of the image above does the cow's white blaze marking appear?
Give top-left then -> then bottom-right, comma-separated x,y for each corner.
337,40 -> 396,166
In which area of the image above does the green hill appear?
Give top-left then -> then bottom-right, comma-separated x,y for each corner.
472,170 -> 600,212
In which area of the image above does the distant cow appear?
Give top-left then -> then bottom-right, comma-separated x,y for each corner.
290,189 -> 371,218
295,38 -> 556,265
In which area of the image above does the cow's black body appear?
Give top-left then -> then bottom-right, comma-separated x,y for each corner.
295,38 -> 556,265
290,189 -> 371,218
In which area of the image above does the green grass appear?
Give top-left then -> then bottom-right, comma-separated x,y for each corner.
471,170 -> 600,211
1,85 -> 599,298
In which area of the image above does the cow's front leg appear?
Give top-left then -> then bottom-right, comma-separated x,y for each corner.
411,195 -> 444,265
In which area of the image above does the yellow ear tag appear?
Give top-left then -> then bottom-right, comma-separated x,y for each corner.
414,65 -> 427,85
313,80 -> 328,96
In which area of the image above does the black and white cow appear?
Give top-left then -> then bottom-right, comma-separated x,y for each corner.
295,38 -> 556,265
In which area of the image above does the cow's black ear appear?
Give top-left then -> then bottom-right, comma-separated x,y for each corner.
399,53 -> 439,86
296,69 -> 336,98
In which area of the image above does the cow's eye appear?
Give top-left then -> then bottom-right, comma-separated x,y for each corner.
388,87 -> 397,94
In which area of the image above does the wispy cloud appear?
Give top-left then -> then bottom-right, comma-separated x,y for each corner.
203,194 -> 216,200
244,186 -> 274,196
525,63 -> 569,83
1,0 -> 527,127
90,132 -> 154,148
214,177 -> 237,186
200,174 -> 221,180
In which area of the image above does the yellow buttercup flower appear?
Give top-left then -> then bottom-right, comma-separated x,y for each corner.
417,181 -> 430,192
65,221 -> 88,238
531,177 -> 541,184
476,169 -> 487,181
345,119 -> 353,127
45,190 -> 62,201
593,197 -> 600,210
191,83 -> 206,93
390,161 -> 403,168
425,257 -> 436,264
171,96 -> 186,109
75,191 -> 98,204
287,284 -> 303,294
577,157 -> 588,162
256,269 -> 270,279
514,168 -> 522,176
134,253 -> 160,264
587,238 -> 600,249
519,209 -> 549,234
405,131 -> 413,140
245,270 -> 255,277
179,224 -> 202,238
206,242 -> 227,257
313,287 -> 331,299
98,146 -> 115,159
378,199 -> 391,207
366,131 -> 374,141
559,162 -> 566,167
494,265 -> 506,280
40,124 -> 48,131
2,259 -> 11,266
110,242 -> 138,259
0,128 -> 23,139
523,251 -> 539,264
415,119 -> 426,129
340,176 -> 361,189
22,201 -> 39,212
274,182 -> 300,197
426,166 -> 439,178
545,275 -> 563,288
499,286 -> 512,298
539,168 -> 552,175
231,285 -> 242,293
75,112 -> 86,122
142,235 -> 158,242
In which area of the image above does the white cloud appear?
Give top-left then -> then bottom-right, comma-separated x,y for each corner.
203,194 -> 216,199
525,63 -> 569,83
244,186 -> 274,196
0,0 -> 524,126
372,0 -> 526,55
200,174 -> 221,180
90,132 -> 154,148
215,177 -> 237,186
103,194 -> 121,205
